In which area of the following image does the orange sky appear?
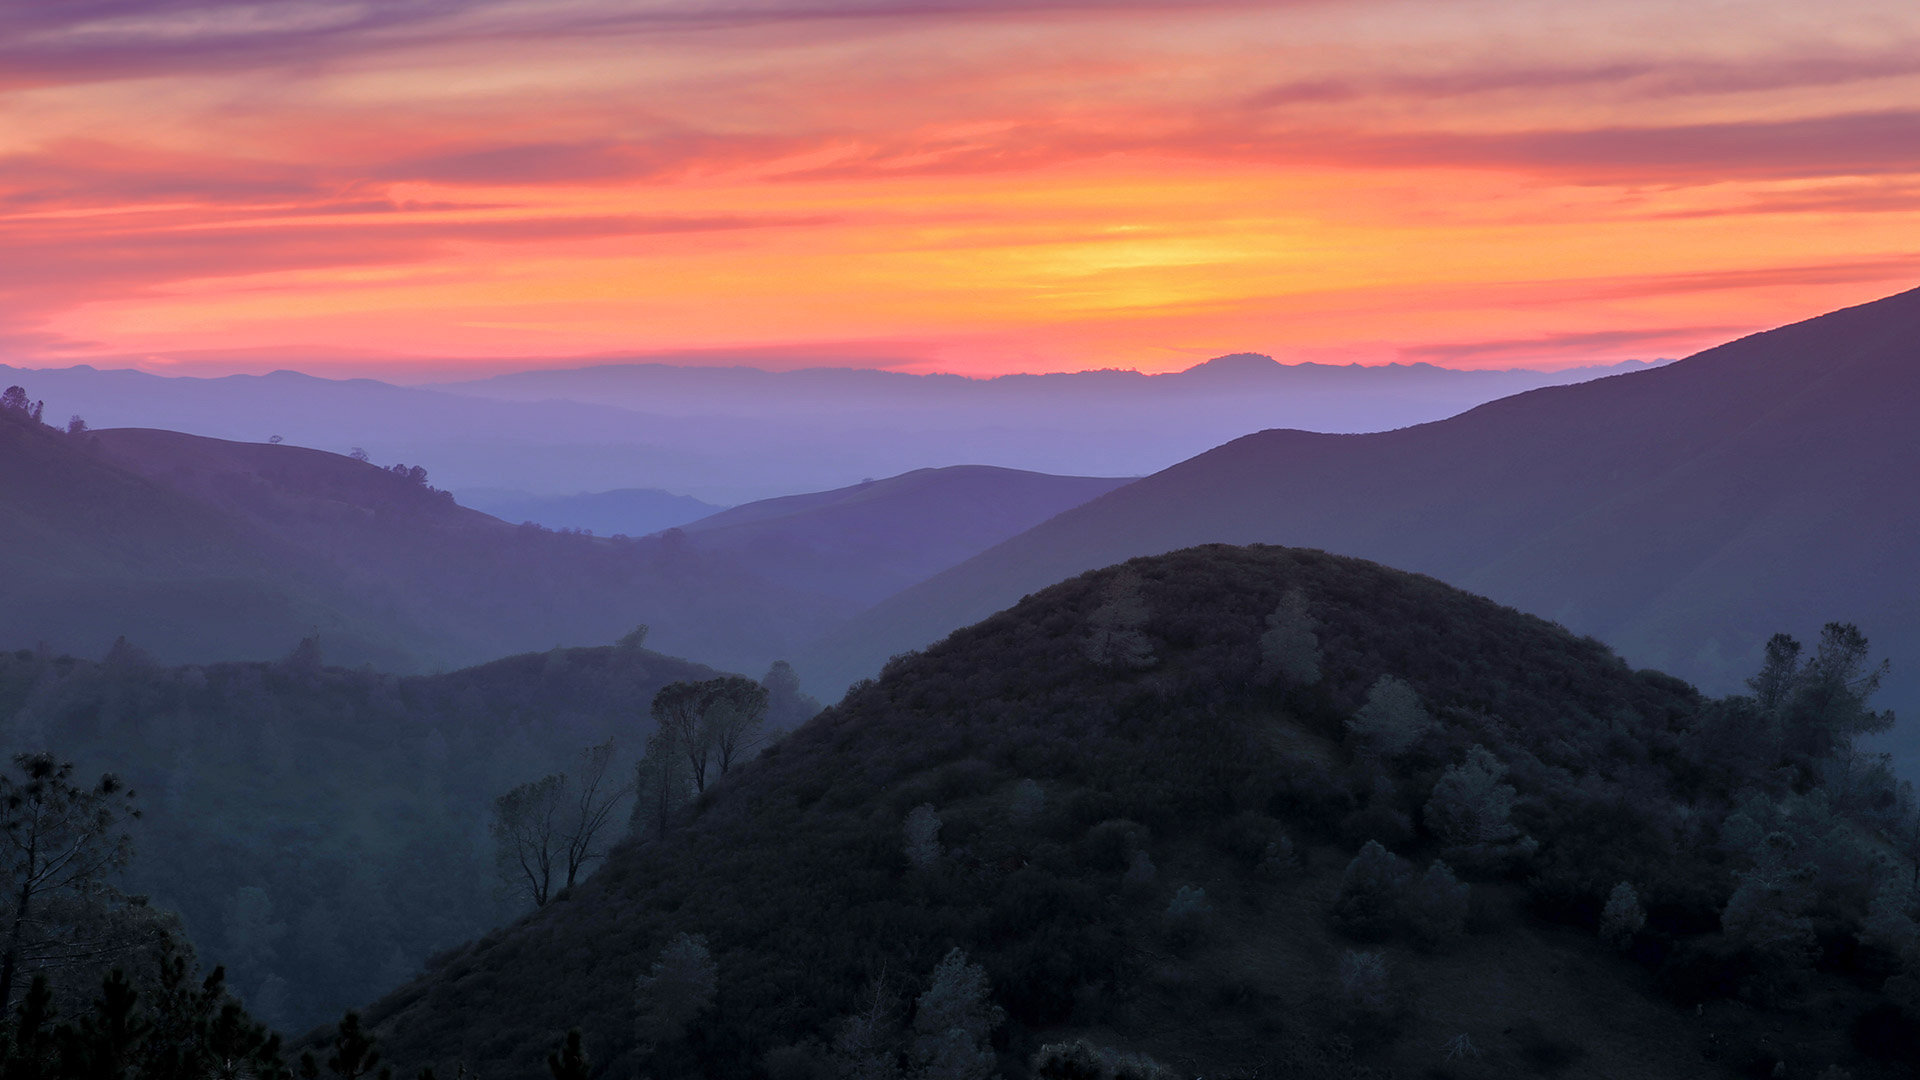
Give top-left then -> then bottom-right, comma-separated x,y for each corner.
5,0 -> 1920,377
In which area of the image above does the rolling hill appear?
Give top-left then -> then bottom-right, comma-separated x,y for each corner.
804,286 -> 1920,756
676,466 -> 1132,608
357,546 -> 1916,1079
2,416 -> 1131,679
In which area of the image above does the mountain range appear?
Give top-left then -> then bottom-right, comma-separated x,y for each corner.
803,287 -> 1920,763
0,356 -> 1653,504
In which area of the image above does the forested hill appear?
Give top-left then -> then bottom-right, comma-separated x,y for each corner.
0,636 -> 819,1034
363,545 -> 1918,1079
804,285 -> 1920,753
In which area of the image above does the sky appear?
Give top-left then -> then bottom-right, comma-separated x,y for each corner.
4,0 -> 1920,378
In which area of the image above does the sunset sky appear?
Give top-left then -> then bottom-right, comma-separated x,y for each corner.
6,0 -> 1920,378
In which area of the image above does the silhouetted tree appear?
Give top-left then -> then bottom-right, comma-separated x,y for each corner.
490,774 -> 564,907
348,448 -> 370,463
64,416 -> 86,436
559,740 -> 631,890
547,1029 -> 589,1080
0,754 -> 141,1012
301,1011 -> 385,1080
651,683 -> 715,793
705,677 -> 769,778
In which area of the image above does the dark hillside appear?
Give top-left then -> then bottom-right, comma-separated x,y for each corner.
806,286 -> 1920,756
365,546 -> 1916,1079
0,638 -> 818,1033
677,466 -> 1132,607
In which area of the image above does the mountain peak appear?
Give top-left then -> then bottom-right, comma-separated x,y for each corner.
1177,352 -> 1281,377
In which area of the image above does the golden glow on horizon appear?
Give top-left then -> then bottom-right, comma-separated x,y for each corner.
5,0 -> 1920,376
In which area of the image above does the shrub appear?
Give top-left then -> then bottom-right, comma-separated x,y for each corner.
1121,850 -> 1157,894
1333,841 -> 1410,939
1406,861 -> 1469,948
1336,950 -> 1393,1018
904,805 -> 943,870
1165,885 -> 1213,944
1032,1040 -> 1171,1080
1008,779 -> 1046,826
1346,675 -> 1433,760
1599,882 -> 1646,950
1257,591 -> 1321,687
1424,746 -> 1517,848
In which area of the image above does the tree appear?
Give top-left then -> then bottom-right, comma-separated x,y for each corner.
1332,840 -> 1410,939
559,740 -> 631,890
651,683 -> 715,793
65,417 -> 87,436
1782,623 -> 1893,761
1600,882 -> 1646,950
1345,676 -> 1432,761
903,805 -> 942,869
617,624 -> 650,650
704,677 -> 770,779
1424,746 -> 1518,848
1083,569 -> 1156,670
1257,590 -> 1321,686
631,730 -> 691,843
548,1029 -> 589,1080
0,754 -> 141,1012
0,386 -> 27,413
634,933 -> 716,1048
1749,633 -> 1803,713
489,774 -> 564,908
348,448 -> 370,463
301,1011 -> 384,1080
834,971 -> 902,1080
1406,860 -> 1469,948
909,948 -> 1001,1080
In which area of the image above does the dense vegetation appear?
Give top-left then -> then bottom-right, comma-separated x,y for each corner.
0,634 -> 819,1035
356,545 -> 1920,1079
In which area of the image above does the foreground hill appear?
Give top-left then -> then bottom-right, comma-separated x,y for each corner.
364,546 -> 1915,1079
807,286 -> 1920,750
677,466 -> 1132,607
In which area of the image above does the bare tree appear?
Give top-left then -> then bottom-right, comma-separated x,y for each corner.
490,774 -> 565,907
0,754 -> 141,1011
560,739 -> 632,889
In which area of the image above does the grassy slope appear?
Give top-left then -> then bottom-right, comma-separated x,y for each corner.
366,545 -> 1897,1080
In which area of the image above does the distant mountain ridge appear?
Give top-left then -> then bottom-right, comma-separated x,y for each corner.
801,286 -> 1920,761
1,355 -> 1657,503
677,466 -> 1133,608
0,418 -> 1132,678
